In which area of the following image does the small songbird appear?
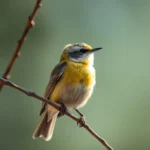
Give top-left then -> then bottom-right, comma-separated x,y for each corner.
32,43 -> 102,141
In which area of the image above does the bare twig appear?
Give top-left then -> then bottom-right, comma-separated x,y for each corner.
0,0 -> 42,91
0,77 -> 113,150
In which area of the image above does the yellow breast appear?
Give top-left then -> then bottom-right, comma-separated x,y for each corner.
63,61 -> 95,87
50,61 -> 95,103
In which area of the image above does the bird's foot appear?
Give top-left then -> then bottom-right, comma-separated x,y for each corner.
77,116 -> 86,127
58,102 -> 67,117
75,109 -> 86,127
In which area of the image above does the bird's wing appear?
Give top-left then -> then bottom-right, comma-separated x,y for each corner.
40,61 -> 67,116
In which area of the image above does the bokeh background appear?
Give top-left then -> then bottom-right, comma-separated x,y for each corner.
0,0 -> 150,150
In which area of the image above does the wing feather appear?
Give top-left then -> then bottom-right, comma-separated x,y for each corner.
40,61 -> 67,115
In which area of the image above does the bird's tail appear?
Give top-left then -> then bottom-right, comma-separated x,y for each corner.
32,111 -> 58,141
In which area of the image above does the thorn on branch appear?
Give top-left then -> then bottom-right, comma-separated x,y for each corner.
15,52 -> 21,58
17,52 -> 21,57
38,3 -> 42,7
6,74 -> 11,80
31,20 -> 35,27
28,16 -> 35,27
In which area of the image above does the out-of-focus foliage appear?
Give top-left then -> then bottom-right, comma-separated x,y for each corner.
0,0 -> 150,150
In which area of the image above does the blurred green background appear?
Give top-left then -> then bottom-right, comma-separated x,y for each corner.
0,0 -> 150,150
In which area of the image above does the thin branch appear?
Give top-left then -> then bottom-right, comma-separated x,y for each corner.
0,0 -> 42,91
0,77 -> 113,150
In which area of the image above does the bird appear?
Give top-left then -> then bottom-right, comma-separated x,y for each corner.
32,43 -> 102,141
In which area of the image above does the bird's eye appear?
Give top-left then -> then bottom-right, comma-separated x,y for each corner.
79,49 -> 87,53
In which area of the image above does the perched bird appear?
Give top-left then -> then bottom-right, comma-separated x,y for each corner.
32,43 -> 102,141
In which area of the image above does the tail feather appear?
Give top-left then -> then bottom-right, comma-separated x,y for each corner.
32,112 -> 58,141
44,115 -> 57,141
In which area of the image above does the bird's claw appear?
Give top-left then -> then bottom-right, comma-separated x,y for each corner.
58,102 -> 67,116
77,116 -> 86,127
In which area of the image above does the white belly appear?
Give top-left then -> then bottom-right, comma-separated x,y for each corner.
59,83 -> 94,109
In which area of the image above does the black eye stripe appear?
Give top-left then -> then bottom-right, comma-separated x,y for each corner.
79,49 -> 87,53
69,48 -> 88,60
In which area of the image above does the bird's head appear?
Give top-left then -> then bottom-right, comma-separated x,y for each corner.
60,43 -> 102,65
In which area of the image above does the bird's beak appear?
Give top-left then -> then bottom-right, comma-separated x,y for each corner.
91,47 -> 102,53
